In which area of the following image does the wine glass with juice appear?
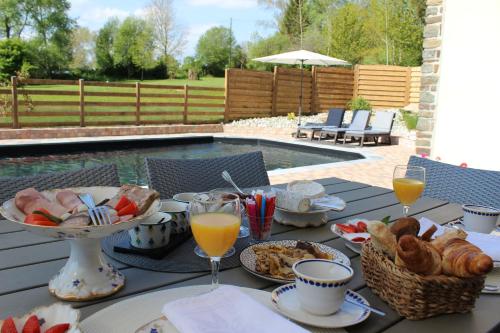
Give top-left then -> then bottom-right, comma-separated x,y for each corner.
190,192 -> 241,289
393,165 -> 426,217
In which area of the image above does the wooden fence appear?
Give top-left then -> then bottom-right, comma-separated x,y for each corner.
0,77 -> 225,128
225,65 -> 419,119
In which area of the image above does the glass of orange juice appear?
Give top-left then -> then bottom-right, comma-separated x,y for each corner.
393,165 -> 426,217
190,192 -> 241,289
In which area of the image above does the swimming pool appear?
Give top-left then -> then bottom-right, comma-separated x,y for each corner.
0,137 -> 364,185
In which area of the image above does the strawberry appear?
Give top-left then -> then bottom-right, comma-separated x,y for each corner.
356,221 -> 367,233
336,224 -> 357,233
351,237 -> 367,243
21,315 -> 39,333
45,324 -> 70,333
1,317 -> 18,333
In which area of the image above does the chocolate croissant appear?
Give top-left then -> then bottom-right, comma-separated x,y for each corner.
395,235 -> 442,275
442,238 -> 493,278
367,221 -> 397,259
431,228 -> 467,254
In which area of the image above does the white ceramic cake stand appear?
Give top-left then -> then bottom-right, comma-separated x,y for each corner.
0,186 -> 159,301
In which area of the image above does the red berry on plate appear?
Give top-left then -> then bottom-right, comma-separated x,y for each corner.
1,317 -> 18,333
21,315 -> 39,333
337,224 -> 357,233
45,323 -> 70,333
356,221 -> 367,232
351,237 -> 366,243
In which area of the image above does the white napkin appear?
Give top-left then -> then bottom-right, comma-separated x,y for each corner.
162,285 -> 309,333
419,217 -> 500,262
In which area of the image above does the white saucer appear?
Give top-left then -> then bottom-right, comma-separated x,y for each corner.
271,284 -> 370,328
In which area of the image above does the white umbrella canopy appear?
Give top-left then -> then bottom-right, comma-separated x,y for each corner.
253,50 -> 350,135
253,49 -> 349,66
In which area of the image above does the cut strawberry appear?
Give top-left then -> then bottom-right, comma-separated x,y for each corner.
45,323 -> 70,333
336,224 -> 357,233
356,221 -> 367,233
351,237 -> 367,243
114,196 -> 131,212
22,315 -> 40,333
1,317 -> 18,333
117,201 -> 138,217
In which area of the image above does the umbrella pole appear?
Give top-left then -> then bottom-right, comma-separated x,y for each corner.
296,60 -> 304,138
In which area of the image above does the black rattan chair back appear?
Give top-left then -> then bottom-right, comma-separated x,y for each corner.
145,151 -> 270,199
408,156 -> 500,208
0,164 -> 121,203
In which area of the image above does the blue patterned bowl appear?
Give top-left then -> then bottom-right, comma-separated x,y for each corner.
292,259 -> 353,315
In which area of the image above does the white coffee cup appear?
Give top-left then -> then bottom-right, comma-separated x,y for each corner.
292,259 -> 353,316
462,204 -> 500,234
129,212 -> 172,249
161,199 -> 189,233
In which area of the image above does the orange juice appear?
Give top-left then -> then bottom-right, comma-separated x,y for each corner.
191,212 -> 241,257
393,178 -> 425,205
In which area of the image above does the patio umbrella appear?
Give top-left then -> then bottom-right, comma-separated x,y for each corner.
253,50 -> 349,135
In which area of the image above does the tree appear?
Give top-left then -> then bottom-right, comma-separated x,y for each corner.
113,17 -> 155,79
95,18 -> 119,75
280,0 -> 312,48
0,0 -> 31,39
71,27 -> 95,70
146,0 -> 187,60
0,38 -> 29,81
328,3 -> 372,65
195,26 -> 240,77
246,32 -> 291,71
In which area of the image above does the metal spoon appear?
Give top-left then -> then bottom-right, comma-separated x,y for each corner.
484,284 -> 499,292
344,298 -> 386,316
221,170 -> 245,195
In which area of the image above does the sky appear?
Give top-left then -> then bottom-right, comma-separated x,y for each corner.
69,0 -> 276,58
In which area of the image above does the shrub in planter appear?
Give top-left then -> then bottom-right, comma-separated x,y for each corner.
347,96 -> 372,111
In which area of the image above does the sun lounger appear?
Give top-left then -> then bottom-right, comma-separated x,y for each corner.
297,108 -> 345,140
343,111 -> 395,146
319,110 -> 371,144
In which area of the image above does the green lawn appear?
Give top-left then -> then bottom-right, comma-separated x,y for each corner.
1,77 -> 225,126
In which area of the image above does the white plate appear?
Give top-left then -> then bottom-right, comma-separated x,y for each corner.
276,196 -> 346,214
240,240 -> 351,284
0,186 -> 160,239
331,219 -> 371,254
271,284 -> 370,328
81,285 -> 343,333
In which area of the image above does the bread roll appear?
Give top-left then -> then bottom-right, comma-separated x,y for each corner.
395,235 -> 442,275
367,221 -> 397,259
390,217 -> 420,240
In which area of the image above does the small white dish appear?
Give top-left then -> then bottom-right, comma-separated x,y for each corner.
172,192 -> 197,203
161,200 -> 189,233
331,219 -> 371,254
271,284 -> 370,328
293,259 -> 353,315
462,204 -> 500,234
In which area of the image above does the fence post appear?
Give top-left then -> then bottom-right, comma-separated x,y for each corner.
310,66 -> 317,113
224,68 -> 230,122
135,82 -> 140,126
11,76 -> 19,129
183,84 -> 189,124
353,65 -> 359,99
271,66 -> 278,116
405,67 -> 411,105
79,79 -> 85,127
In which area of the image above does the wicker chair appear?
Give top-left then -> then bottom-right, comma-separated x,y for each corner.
408,156 -> 500,208
0,164 -> 121,203
145,151 -> 270,199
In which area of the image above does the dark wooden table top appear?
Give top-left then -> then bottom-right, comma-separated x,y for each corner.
0,177 -> 498,333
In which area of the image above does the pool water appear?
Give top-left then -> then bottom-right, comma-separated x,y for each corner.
0,139 -> 362,185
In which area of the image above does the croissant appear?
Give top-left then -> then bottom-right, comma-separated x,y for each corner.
420,224 -> 437,242
442,238 -> 493,277
367,221 -> 397,259
431,228 -> 467,254
390,217 -> 420,240
395,235 -> 442,275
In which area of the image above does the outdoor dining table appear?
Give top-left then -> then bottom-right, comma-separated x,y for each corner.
0,176 -> 498,332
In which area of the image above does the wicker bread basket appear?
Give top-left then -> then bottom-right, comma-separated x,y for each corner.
361,241 -> 485,320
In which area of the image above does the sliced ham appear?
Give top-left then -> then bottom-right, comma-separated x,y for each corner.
56,190 -> 82,212
60,213 -> 90,227
15,188 -> 68,217
107,185 -> 159,215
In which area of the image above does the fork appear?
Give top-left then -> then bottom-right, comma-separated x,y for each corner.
79,193 -> 112,225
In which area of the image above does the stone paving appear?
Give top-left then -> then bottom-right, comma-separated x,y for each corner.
223,125 -> 417,189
